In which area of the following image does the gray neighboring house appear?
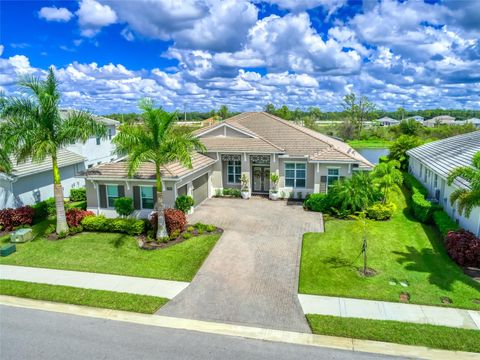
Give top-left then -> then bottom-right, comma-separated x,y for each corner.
406,131 -> 480,236
376,117 -> 400,126
84,112 -> 373,218
466,118 -> 480,128
0,149 -> 85,209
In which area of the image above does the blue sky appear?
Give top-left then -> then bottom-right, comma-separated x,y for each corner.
1,0 -> 479,114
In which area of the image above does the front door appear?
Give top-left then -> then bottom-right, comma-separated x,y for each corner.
252,166 -> 270,193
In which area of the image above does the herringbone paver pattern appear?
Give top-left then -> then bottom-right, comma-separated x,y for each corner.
158,198 -> 323,333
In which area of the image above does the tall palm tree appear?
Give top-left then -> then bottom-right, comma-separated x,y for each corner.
331,172 -> 380,213
372,160 -> 403,203
113,99 -> 205,238
447,151 -> 480,217
0,68 -> 106,233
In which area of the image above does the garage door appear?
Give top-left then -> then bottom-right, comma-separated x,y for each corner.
192,173 -> 208,206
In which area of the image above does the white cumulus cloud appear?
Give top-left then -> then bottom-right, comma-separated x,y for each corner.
76,0 -> 117,37
38,6 -> 74,22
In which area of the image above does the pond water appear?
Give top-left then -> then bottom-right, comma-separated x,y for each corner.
355,148 -> 390,164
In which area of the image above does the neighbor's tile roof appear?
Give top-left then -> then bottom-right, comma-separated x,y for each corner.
83,153 -> 216,180
59,109 -> 120,126
11,149 -> 85,178
407,131 -> 480,188
195,112 -> 373,168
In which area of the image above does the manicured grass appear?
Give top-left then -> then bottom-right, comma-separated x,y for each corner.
299,187 -> 480,310
1,224 -> 221,282
0,279 -> 167,313
307,314 -> 480,353
348,139 -> 393,148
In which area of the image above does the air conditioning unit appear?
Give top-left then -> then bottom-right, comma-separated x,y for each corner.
434,188 -> 440,201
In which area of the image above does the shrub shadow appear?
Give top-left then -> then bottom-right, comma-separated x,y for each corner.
109,234 -> 128,248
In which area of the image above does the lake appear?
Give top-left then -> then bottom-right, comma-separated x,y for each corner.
355,148 -> 390,164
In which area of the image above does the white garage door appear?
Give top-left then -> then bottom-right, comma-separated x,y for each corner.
192,173 -> 208,206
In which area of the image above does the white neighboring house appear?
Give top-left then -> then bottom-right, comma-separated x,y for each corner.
406,131 -> 480,236
63,110 -> 120,168
466,118 -> 480,129
406,115 -> 424,123
376,117 -> 400,126
423,115 -> 463,127
0,149 -> 85,209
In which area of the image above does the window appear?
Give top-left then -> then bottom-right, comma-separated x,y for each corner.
227,160 -> 241,184
327,168 -> 340,191
419,164 -> 423,177
106,185 -> 119,207
141,186 -> 154,209
285,163 -> 306,188
96,137 -> 101,145
108,128 -> 113,140
434,174 -> 438,188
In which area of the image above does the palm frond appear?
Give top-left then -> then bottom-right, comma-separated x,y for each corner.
57,110 -> 107,146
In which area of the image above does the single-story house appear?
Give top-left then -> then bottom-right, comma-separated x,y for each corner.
376,117 -> 400,126
466,118 -> 480,129
0,149 -> 86,209
423,115 -> 459,127
406,115 -> 424,123
83,112 -> 373,218
406,131 -> 480,236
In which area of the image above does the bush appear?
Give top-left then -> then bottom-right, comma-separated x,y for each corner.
114,197 -> 134,217
411,191 -> 434,223
223,188 -> 241,197
206,224 -> 216,232
0,206 -> 35,231
303,193 -> 332,212
403,173 -> 428,196
366,202 -> 396,220
57,230 -> 69,239
43,198 -> 57,217
45,224 -> 56,235
70,188 -> 86,202
65,201 -> 87,211
164,208 -> 187,235
68,225 -> 83,235
66,208 -> 94,228
182,232 -> 192,239
81,215 -> 144,235
32,201 -> 49,222
175,195 -> 195,213
433,210 -> 459,237
445,230 -> 480,267
194,222 -> 208,231
169,229 -> 181,240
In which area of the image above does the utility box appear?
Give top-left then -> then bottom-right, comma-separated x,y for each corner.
1,244 -> 16,257
10,228 -> 33,243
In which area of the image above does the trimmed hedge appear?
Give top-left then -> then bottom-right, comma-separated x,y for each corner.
366,202 -> 396,220
175,195 -> 195,213
411,191 -> 435,223
403,173 -> 428,196
81,215 -> 144,235
223,188 -> 241,197
66,209 -> 94,228
432,210 -> 459,237
303,193 -> 332,213
69,188 -> 86,202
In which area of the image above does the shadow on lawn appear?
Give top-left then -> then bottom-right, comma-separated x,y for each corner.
109,234 -> 129,248
323,256 -> 357,270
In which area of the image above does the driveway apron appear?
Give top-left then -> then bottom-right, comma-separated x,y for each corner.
158,198 -> 323,333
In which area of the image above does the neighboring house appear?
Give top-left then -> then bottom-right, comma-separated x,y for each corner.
423,115 -> 460,127
63,110 -> 120,168
406,115 -> 424,123
0,149 -> 85,209
406,131 -> 480,236
466,118 -> 480,128
84,112 -> 373,218
376,117 -> 400,126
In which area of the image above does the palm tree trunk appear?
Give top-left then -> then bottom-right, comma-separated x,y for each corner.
155,163 -> 168,239
52,153 -> 68,234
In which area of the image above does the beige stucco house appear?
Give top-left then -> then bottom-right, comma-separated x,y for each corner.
83,112 -> 373,218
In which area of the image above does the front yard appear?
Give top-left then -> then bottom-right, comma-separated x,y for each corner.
1,221 -> 221,282
299,188 -> 480,310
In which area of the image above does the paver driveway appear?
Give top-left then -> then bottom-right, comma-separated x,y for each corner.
158,197 -> 323,333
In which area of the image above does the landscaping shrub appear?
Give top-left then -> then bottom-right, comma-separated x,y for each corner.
68,225 -> 83,235
433,210 -> 459,237
45,224 -> 55,235
65,201 -> 87,211
403,173 -> 428,196
206,224 -> 216,232
32,201 -> 49,222
0,206 -> 35,231
303,193 -> 332,213
164,208 -> 187,235
366,202 -> 396,220
69,188 -> 86,202
182,232 -> 192,239
81,215 -> 144,235
113,197 -> 134,217
445,230 -> 480,267
411,192 -> 434,223
222,188 -> 241,197
175,195 -> 195,213
66,208 -> 94,228
43,198 -> 57,217
194,222 -> 208,231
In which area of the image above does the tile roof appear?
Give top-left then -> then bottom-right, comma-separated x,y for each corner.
60,109 -> 120,126
407,131 -> 480,188
196,112 -> 373,168
11,149 -> 85,178
200,136 -> 283,153
83,153 -> 216,180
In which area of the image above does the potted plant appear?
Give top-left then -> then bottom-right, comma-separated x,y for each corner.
269,173 -> 280,200
240,174 -> 250,199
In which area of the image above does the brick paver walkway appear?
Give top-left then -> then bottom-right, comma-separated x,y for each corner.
158,197 -> 323,333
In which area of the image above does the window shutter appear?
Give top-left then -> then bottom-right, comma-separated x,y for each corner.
99,185 -> 107,208
118,185 -> 125,197
133,186 -> 141,210
153,187 -> 158,207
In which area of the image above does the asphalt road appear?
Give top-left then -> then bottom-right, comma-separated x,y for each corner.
0,305 -> 405,360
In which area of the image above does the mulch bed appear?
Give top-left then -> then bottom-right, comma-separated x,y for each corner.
358,267 -> 377,277
138,226 -> 223,250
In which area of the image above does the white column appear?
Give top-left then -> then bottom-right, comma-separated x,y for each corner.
313,163 -> 321,193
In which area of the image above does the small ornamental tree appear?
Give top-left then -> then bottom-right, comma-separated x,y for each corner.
114,197 -> 134,217
270,173 -> 279,193
175,195 -> 195,213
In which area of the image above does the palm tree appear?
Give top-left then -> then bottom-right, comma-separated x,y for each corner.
0,68 -> 106,234
371,160 -> 403,203
330,172 -> 380,213
113,99 -> 205,238
447,151 -> 480,217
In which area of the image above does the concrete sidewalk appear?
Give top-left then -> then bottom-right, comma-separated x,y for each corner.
0,265 -> 189,299
298,294 -> 480,330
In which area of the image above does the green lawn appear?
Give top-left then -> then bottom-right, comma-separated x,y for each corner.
1,224 -> 221,282
0,280 -> 167,313
347,139 -> 393,148
307,314 -> 480,353
299,188 -> 480,310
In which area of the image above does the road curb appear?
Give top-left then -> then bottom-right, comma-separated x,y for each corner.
0,295 -> 477,360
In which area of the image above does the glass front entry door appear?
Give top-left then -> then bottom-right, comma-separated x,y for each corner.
252,166 -> 270,193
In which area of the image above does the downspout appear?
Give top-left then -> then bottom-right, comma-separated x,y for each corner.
94,181 -> 100,215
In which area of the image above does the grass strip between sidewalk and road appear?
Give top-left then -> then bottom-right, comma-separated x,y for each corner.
0,280 -> 168,314
307,314 -> 480,353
